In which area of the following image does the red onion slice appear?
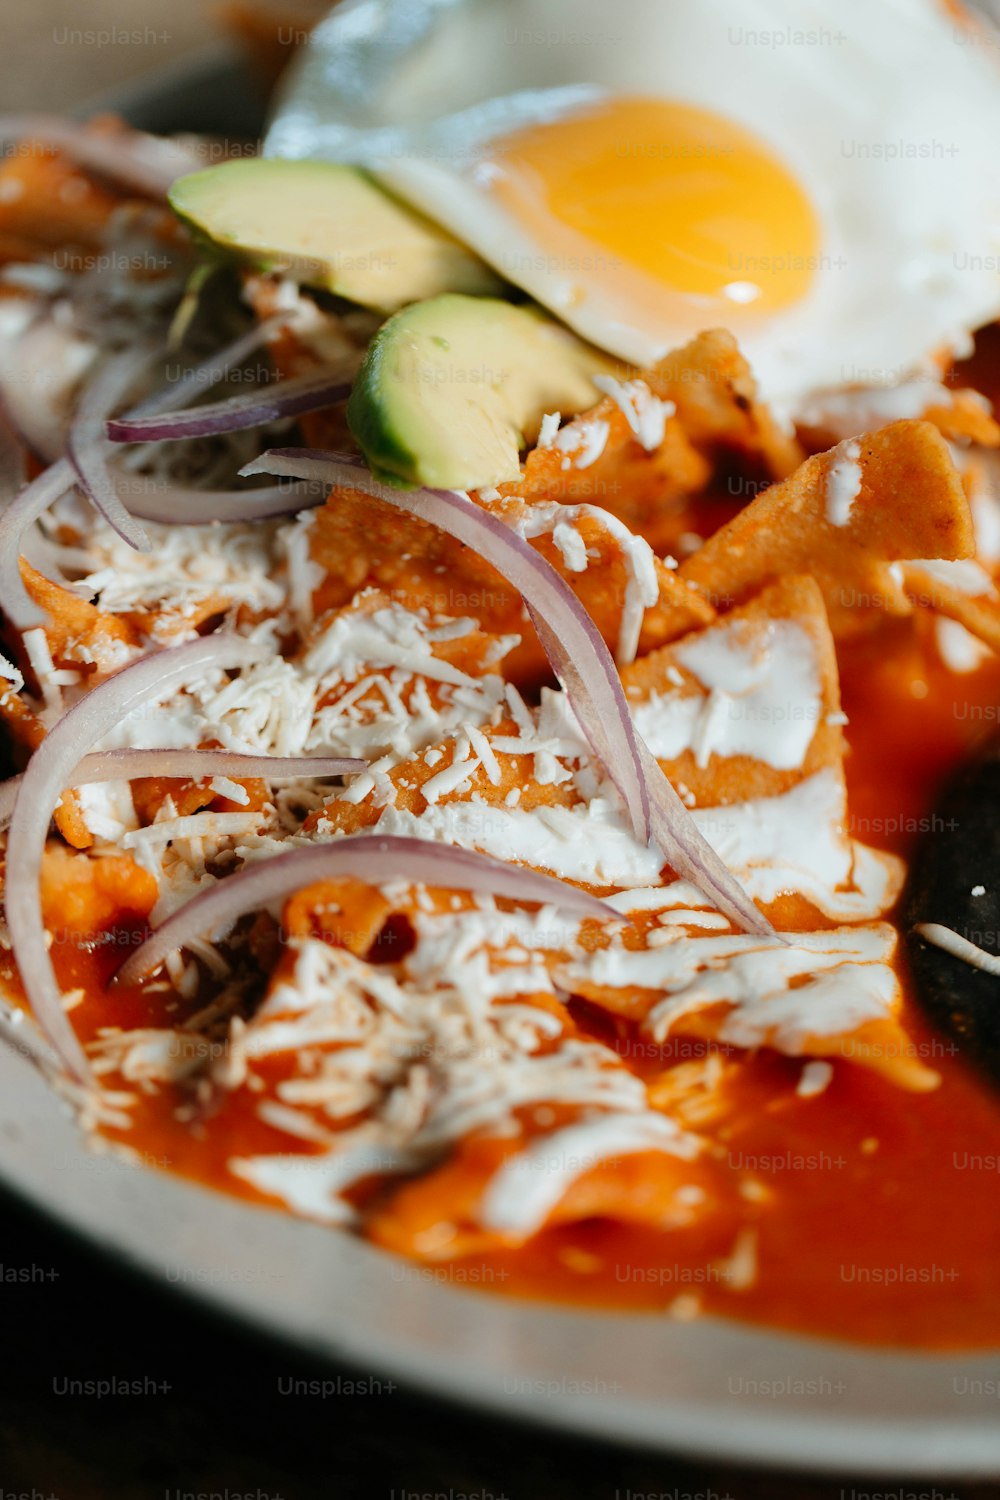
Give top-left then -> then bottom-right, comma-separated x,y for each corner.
0,457 -> 76,629
0,115 -> 200,198
0,749 -> 365,828
125,315 -> 291,423
242,451 -> 649,833
116,835 -> 614,987
65,322 -> 303,550
67,348 -> 156,550
116,472 -> 327,525
241,449 -> 769,937
526,608 -> 767,938
107,371 -> 352,444
5,635 -> 266,1079
0,403 -> 26,501
88,322 -> 331,525
0,312 -> 89,464
0,318 -> 300,625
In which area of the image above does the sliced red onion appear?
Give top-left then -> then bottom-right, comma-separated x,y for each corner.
241,449 -> 769,936
5,635 -> 266,1079
77,317 -> 310,528
123,315 -> 291,424
115,472 -> 327,525
0,313 -> 90,464
242,450 -> 649,833
0,318 -> 300,623
634,742 -> 769,937
0,457 -> 76,629
0,403 -> 26,501
527,604 -> 766,937
0,749 -> 365,828
0,115 -> 200,198
67,347 -> 157,549
116,835 -> 614,987
107,371 -> 352,444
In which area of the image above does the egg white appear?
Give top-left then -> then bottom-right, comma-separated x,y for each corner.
268,0 -> 1000,416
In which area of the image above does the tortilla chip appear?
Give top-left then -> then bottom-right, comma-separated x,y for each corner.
366,1126 -> 731,1257
302,585 -> 515,683
0,679 -> 43,761
0,143 -> 121,254
901,559 -> 1000,653
283,878 -> 395,958
621,575 -> 844,807
680,420 -> 975,637
312,575 -> 899,928
4,569 -> 140,847
307,712 -> 580,839
670,1008 -> 941,1094
117,595 -> 233,641
18,561 -> 138,671
39,845 -> 157,941
490,328 -> 801,557
797,383 -> 1000,451
646,328 -> 804,479
308,484 -> 712,685
797,381 -> 1000,450
496,384 -> 712,549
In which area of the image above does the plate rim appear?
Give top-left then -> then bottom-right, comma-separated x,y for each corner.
17,36 -> 1000,1479
1,1031 -> 999,1477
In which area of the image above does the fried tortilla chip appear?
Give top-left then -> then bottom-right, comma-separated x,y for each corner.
659,1002 -> 941,1094
680,420 -> 975,637
901,557 -> 1000,653
366,1125 -> 732,1258
647,328 -> 804,479
484,328 -> 802,557
39,844 -> 157,945
308,483 -> 713,684
283,877 -> 395,958
6,567 -> 139,848
797,382 -> 1000,451
17,561 -> 138,671
491,412 -> 711,562
307,710 -> 580,840
621,575 -> 844,806
559,924 -> 936,1093
0,143 -> 121,256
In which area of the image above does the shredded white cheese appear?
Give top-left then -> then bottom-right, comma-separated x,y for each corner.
915,923 -> 1000,977
824,439 -> 863,528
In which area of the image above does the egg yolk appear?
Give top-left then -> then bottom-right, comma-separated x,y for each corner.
480,95 -> 820,316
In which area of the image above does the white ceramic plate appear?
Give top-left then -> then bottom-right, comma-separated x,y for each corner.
15,19 -> 995,1476
1,1031 -> 998,1475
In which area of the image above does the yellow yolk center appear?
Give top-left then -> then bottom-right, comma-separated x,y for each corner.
482,95 -> 820,315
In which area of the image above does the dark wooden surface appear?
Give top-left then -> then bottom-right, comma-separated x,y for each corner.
1,10 -> 997,1498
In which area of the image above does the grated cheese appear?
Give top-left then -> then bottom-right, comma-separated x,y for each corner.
824,438 -> 863,528
915,922 -> 1000,977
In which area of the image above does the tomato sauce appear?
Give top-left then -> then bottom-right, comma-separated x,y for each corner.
5,620 -> 1000,1350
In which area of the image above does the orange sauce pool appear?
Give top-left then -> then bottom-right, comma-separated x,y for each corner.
7,621 -> 1000,1350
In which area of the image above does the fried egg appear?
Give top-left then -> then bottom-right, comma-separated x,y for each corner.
268,0 -> 1000,415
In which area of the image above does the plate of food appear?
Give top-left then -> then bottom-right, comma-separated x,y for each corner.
1,0 -> 1000,1474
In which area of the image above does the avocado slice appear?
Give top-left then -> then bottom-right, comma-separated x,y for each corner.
347,295 -> 616,489
168,159 -> 500,314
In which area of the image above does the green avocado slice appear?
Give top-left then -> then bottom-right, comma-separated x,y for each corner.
346,295 -> 618,490
168,158 -> 501,313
